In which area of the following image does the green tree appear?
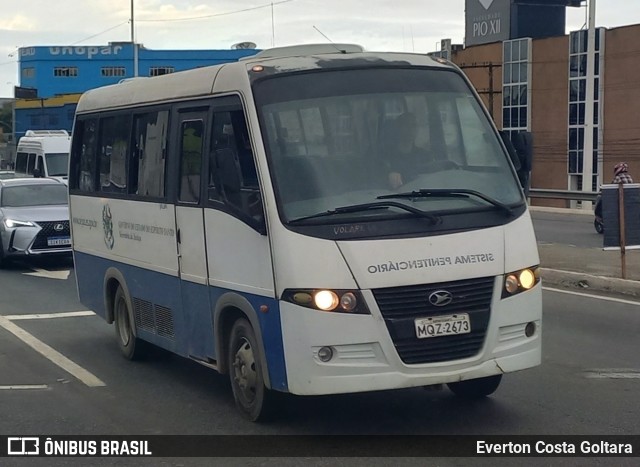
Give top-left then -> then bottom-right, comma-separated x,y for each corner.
0,104 -> 12,141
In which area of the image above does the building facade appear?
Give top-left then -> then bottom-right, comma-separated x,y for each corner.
450,23 -> 640,206
14,42 -> 258,141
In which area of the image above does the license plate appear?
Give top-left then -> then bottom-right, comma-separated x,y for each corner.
415,313 -> 471,339
47,236 -> 71,246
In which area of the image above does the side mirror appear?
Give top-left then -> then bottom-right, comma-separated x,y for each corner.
499,131 -> 521,171
33,168 -> 43,178
499,130 -> 532,195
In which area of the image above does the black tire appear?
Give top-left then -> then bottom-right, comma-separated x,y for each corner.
447,374 -> 502,399
113,286 -> 146,360
594,219 -> 604,234
228,318 -> 274,422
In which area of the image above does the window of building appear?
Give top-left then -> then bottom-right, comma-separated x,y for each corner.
149,67 -> 175,77
22,68 -> 35,79
54,67 -> 78,77
502,38 -> 531,139
567,28 -> 604,189
101,67 -> 126,77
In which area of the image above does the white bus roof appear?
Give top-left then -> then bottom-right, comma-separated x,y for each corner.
23,130 -> 69,137
75,45 -> 453,114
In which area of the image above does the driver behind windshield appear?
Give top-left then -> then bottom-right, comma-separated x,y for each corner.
385,112 -> 432,189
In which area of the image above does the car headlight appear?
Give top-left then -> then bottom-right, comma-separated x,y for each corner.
4,219 -> 36,228
502,266 -> 540,298
282,289 -> 370,314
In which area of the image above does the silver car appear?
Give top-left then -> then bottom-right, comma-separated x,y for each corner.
0,178 -> 71,266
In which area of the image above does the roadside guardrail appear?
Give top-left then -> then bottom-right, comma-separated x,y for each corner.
528,189 -> 599,202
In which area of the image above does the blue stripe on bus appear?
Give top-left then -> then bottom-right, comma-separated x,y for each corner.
74,251 -> 288,392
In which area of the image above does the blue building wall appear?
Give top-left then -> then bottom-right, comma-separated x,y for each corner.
15,43 -> 258,141
18,43 -> 258,98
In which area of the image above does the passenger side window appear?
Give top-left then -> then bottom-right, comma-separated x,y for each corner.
209,108 -> 262,221
27,153 -> 36,175
131,110 -> 168,198
69,119 -> 99,191
99,115 -> 131,193
179,120 -> 204,204
15,152 -> 28,173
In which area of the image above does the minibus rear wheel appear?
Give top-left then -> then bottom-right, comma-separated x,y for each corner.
447,374 -> 502,399
113,286 -> 146,360
228,318 -> 274,422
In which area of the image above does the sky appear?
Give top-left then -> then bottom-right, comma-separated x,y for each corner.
1,0 -> 640,98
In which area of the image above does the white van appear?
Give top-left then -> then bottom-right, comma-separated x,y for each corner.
15,130 -> 71,184
69,44 -> 541,421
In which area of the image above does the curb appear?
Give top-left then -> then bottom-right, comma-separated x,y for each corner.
540,268 -> 640,298
529,206 -> 593,216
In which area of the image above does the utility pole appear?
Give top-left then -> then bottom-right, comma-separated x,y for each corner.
131,0 -> 138,77
582,0 -> 596,208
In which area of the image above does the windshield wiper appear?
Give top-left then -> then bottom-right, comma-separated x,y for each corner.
288,201 -> 441,225
377,188 -> 513,217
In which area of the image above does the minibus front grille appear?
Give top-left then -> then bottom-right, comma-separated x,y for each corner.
372,276 -> 494,364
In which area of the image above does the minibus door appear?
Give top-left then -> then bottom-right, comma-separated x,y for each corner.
174,110 -> 213,360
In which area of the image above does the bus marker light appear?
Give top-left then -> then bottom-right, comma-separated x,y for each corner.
259,305 -> 269,314
292,292 -> 313,305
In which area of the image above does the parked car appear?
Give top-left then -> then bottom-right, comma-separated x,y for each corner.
0,178 -> 71,266
0,170 -> 15,180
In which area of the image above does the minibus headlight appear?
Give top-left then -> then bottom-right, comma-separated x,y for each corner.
315,290 -> 339,311
502,266 -> 540,298
282,289 -> 370,314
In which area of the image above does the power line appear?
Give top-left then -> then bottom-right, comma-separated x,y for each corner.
136,0 -> 294,23
71,22 -> 130,45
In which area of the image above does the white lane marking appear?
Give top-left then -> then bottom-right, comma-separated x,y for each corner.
542,287 -> 640,306
584,369 -> 640,379
0,315 -> 106,387
0,385 -> 49,390
5,311 -> 95,321
22,268 -> 71,280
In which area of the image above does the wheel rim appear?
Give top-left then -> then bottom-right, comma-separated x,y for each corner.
232,337 -> 258,405
116,297 -> 131,347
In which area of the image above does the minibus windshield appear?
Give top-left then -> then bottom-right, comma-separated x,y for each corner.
254,67 -> 524,224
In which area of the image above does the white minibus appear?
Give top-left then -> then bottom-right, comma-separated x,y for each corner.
16,129 -> 71,183
69,44 -> 542,421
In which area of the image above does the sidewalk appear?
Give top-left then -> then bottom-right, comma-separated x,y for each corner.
528,205 -> 640,297
538,241 -> 640,298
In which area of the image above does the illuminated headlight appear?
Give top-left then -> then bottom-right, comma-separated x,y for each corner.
4,219 -> 35,228
502,266 -> 540,298
315,290 -> 339,311
282,289 -> 370,314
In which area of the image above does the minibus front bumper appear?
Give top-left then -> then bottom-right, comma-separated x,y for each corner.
279,279 -> 541,396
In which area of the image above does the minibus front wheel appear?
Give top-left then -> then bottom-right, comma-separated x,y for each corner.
228,318 -> 275,422
447,374 -> 502,399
